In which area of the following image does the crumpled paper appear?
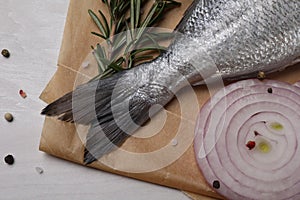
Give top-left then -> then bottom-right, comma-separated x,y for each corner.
39,0 -> 300,199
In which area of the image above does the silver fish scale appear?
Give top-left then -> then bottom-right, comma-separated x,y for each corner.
180,0 -> 300,78
119,0 -> 300,107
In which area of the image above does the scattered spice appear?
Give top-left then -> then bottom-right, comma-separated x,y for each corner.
267,88 -> 273,93
4,113 -> 14,122
35,167 -> 44,174
19,90 -> 27,98
258,141 -> 271,153
257,71 -> 266,80
1,49 -> 10,58
246,141 -> 256,150
81,61 -> 90,68
213,180 -> 220,189
170,139 -> 178,146
254,131 -> 260,136
270,122 -> 283,131
4,155 -> 14,165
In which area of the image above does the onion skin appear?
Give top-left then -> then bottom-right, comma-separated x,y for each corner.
194,79 -> 300,200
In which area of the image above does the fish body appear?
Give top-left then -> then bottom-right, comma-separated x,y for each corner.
42,0 -> 300,164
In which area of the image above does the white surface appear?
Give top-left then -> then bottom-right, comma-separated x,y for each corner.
0,1 -> 190,199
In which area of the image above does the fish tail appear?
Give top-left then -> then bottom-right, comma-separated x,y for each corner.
41,91 -> 74,122
41,70 -> 166,164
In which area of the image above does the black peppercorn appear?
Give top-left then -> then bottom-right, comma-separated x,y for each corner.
4,113 -> 14,122
4,155 -> 14,165
267,88 -> 273,93
257,71 -> 266,80
1,49 -> 10,58
213,180 -> 220,189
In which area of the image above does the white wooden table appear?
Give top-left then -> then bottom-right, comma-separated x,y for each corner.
0,1 -> 190,199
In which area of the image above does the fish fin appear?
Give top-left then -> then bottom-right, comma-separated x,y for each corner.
41,91 -> 74,122
83,120 -> 129,164
84,86 -> 153,164
42,71 -> 155,164
41,72 -> 124,124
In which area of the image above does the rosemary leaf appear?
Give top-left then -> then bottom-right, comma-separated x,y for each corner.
118,1 -> 131,18
135,0 -> 141,28
96,44 -> 106,59
98,10 -> 110,37
128,55 -> 134,69
136,3 -> 158,40
134,55 -> 154,62
115,15 -> 125,33
109,62 -> 124,72
112,33 -> 127,53
166,0 -> 181,8
149,1 -> 181,26
93,51 -> 106,73
88,9 -> 109,39
132,46 -> 167,56
149,2 -> 166,26
130,0 -> 135,31
114,57 -> 125,66
125,23 -> 134,48
91,32 -> 107,40
124,38 -> 137,55
101,68 -> 115,78
89,0 -> 181,80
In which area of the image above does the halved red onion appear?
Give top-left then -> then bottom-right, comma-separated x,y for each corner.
294,81 -> 300,88
194,79 -> 300,200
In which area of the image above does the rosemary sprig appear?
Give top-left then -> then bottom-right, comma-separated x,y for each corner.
89,0 -> 181,79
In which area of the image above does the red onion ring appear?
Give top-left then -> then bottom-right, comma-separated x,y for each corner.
194,79 -> 300,200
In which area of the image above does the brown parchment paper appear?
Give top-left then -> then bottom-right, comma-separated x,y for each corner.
39,0 -> 300,199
